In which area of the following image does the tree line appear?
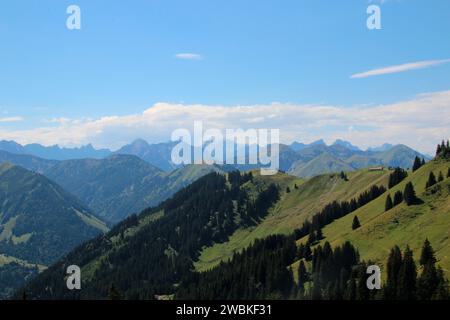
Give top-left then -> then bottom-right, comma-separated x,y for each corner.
436,140 -> 450,159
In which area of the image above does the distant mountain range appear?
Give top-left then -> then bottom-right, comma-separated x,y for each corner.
0,140 -> 111,161
114,139 -> 179,172
0,139 -> 430,224
0,163 -> 108,297
44,155 -> 224,223
285,143 -> 428,177
0,139 -> 429,176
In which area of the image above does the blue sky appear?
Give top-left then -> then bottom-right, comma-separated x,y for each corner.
0,0 -> 449,153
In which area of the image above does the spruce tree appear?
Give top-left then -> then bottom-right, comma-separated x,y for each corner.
397,246 -> 417,300
438,171 -> 444,182
316,228 -> 323,240
416,239 -> 444,300
308,227 -> 316,244
433,267 -> 450,300
436,143 -> 442,157
412,156 -> 421,172
356,263 -> 370,300
417,259 -> 439,300
419,238 -> 436,266
393,191 -> 403,206
286,186 -> 291,193
297,260 -> 308,292
340,171 -> 348,181
303,244 -> 312,261
352,216 -> 361,230
385,194 -> 393,211
426,172 -> 437,188
384,246 -> 402,300
403,182 -> 417,206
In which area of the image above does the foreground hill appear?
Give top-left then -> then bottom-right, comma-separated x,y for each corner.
195,167 -> 389,271
308,158 -> 450,276
19,171 -> 280,299
17,156 -> 450,299
0,163 -> 108,297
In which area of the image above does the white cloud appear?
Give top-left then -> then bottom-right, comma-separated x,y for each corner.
0,116 -> 24,123
350,59 -> 450,79
1,91 -> 449,154
174,53 -> 203,60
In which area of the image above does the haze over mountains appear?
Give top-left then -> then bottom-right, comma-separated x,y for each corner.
0,140 -> 111,161
45,155 -> 224,223
0,138 -> 429,176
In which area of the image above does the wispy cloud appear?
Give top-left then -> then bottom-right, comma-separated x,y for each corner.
1,91 -> 449,154
174,53 -> 203,60
0,116 -> 24,123
350,59 -> 450,79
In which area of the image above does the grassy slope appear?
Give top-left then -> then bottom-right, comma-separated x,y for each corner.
195,168 -> 390,271
305,159 -> 450,276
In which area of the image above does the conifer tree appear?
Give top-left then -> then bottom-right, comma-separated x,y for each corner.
416,239 -> 447,300
384,246 -> 402,300
412,156 -> 422,172
417,259 -> 439,300
352,216 -> 361,230
438,171 -> 444,182
426,172 -> 437,188
316,228 -> 323,240
397,246 -> 417,300
447,167 -> 450,178
303,244 -> 312,261
436,143 -> 442,157
433,267 -> 450,300
403,182 -> 417,206
286,186 -> 291,193
356,263 -> 370,300
419,239 -> 436,266
340,171 -> 348,181
385,194 -> 393,211
297,260 -> 308,292
308,227 -> 316,244
393,191 -> 403,206
388,168 -> 408,189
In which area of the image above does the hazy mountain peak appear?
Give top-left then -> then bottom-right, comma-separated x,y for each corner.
130,138 -> 150,147
367,143 -> 394,152
332,139 -> 360,151
310,139 -> 326,146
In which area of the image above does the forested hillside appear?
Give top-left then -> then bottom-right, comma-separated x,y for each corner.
0,163 -> 108,297
20,171 -> 280,299
16,142 -> 450,300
